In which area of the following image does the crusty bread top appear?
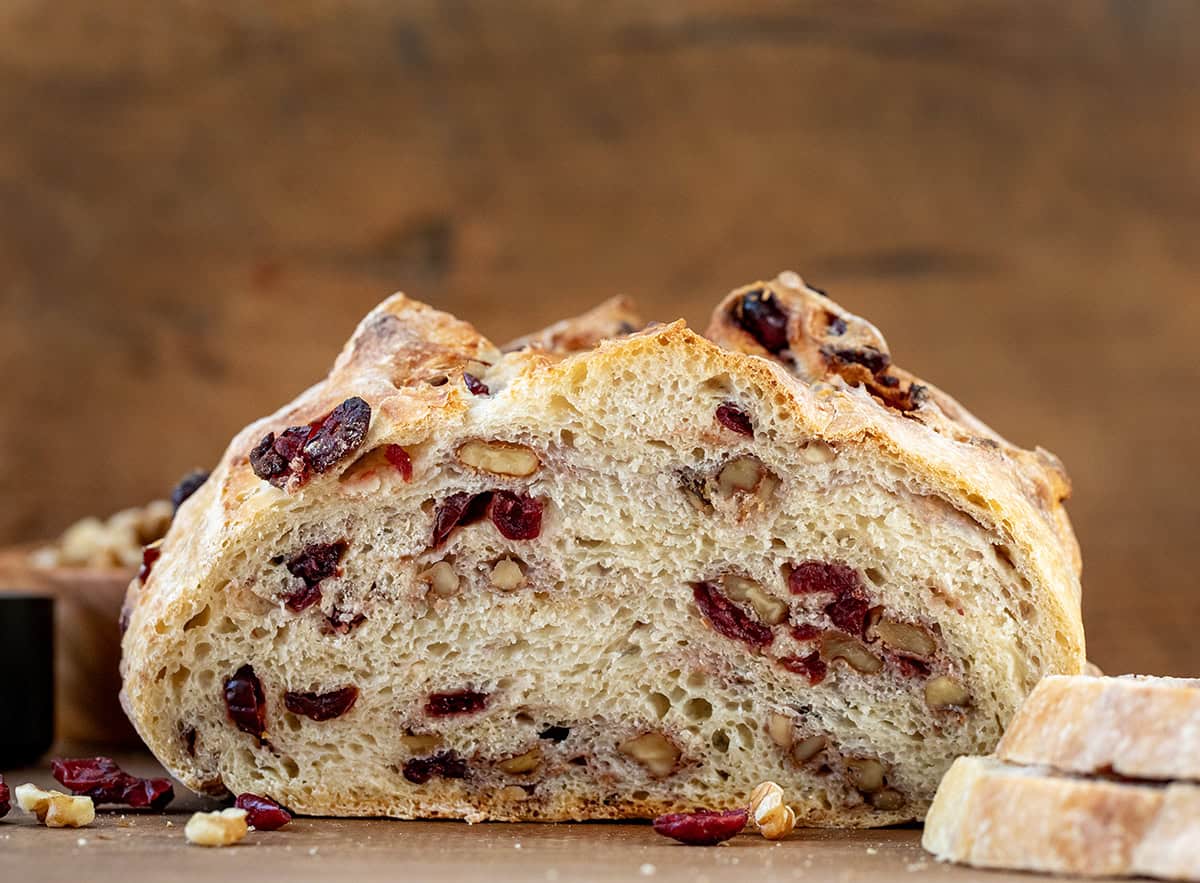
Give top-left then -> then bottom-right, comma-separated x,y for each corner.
121,271 -> 1084,678
997,674 -> 1200,781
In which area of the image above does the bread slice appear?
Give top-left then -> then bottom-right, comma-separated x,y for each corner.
923,756 -> 1200,880
996,674 -> 1200,781
119,271 -> 1085,824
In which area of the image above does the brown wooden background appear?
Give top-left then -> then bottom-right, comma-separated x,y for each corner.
1,2 -> 1197,676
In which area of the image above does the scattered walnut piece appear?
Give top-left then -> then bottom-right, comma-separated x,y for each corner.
723,575 -> 787,625
766,712 -> 794,749
820,632 -> 883,674
31,501 -> 173,569
925,676 -> 971,710
420,561 -> 460,597
872,618 -> 936,658
497,785 -> 530,801
870,788 -> 905,811
845,757 -> 885,793
185,808 -> 249,847
749,781 -> 795,840
490,557 -> 526,591
618,732 -> 681,777
399,732 -> 443,753
497,746 -> 542,775
716,456 -> 767,497
15,784 -> 95,828
456,440 -> 540,477
791,734 -> 828,765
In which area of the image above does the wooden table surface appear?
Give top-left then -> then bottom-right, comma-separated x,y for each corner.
0,750 -> 1083,883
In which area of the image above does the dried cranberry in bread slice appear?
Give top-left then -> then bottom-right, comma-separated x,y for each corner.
996,674 -> 1200,781
923,756 -> 1200,880
120,273 -> 1085,824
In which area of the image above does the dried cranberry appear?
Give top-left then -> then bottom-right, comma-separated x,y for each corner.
825,591 -> 872,637
284,685 -> 359,721
138,544 -> 162,585
779,652 -> 828,685
384,444 -> 413,481
235,793 -> 292,830
303,396 -> 372,473
826,313 -> 847,336
463,373 -> 490,396
692,582 -> 774,648
790,623 -> 821,641
0,775 -> 9,819
788,561 -> 862,597
822,345 -> 891,375
895,657 -> 931,678
224,665 -> 268,741
425,690 -> 489,717
51,757 -> 174,811
403,751 -> 469,784
653,808 -> 747,845
249,397 -> 372,487
732,289 -> 789,354
281,541 -> 347,612
488,491 -> 543,540
170,469 -> 210,511
715,403 -> 754,437
324,609 -> 367,635
432,492 -> 492,547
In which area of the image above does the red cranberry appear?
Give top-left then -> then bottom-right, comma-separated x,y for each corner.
138,545 -> 162,585
51,757 -> 174,811
281,541 -> 347,613
779,652 -> 828,685
488,491 -> 543,540
170,469 -> 210,511
790,623 -> 821,641
282,583 -> 322,614
224,666 -> 268,741
323,609 -> 367,635
235,793 -> 293,830
821,344 -> 891,375
403,750 -> 469,784
0,775 -> 10,819
284,685 -> 359,721
732,289 -> 789,354
463,373 -> 490,396
715,403 -> 754,437
787,561 -> 862,597
692,582 -> 774,648
895,657 -> 931,678
653,808 -> 747,845
250,397 -> 372,487
425,690 -> 489,717
824,592 -> 872,638
432,492 -> 492,547
384,445 -> 413,481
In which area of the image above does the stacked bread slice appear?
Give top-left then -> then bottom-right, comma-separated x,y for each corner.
924,675 -> 1200,880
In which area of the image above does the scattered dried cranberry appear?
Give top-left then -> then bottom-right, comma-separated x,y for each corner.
51,757 -> 174,810
224,665 -> 268,741
488,491 -> 543,540
779,652 -> 828,685
425,689 -> 489,717
384,444 -> 413,481
138,544 -> 162,585
715,403 -> 754,437
403,751 -> 469,784
790,623 -> 821,641
235,793 -> 292,830
463,373 -> 489,396
284,685 -> 359,721
824,591 -> 872,637
432,491 -> 493,547
170,469 -> 210,511
895,657 -> 931,678
249,396 -> 372,488
826,313 -> 847,335
281,541 -> 347,613
788,561 -> 862,597
653,808 -> 748,845
692,582 -> 774,648
0,775 -> 9,818
732,289 -> 789,354
822,345 -> 891,375
323,609 -> 367,635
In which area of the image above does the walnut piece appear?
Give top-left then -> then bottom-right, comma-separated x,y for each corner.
749,781 -> 795,840
490,557 -> 526,591
185,808 -> 249,847
873,618 -> 936,658
14,784 -> 94,828
456,441 -> 540,477
820,631 -> 883,674
925,675 -> 971,710
791,734 -> 828,765
723,575 -> 787,625
716,456 -> 766,497
497,746 -> 541,775
618,732 -> 681,777
845,757 -> 885,793
766,712 -> 794,749
420,561 -> 460,597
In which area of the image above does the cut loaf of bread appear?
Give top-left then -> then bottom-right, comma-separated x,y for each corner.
923,756 -> 1200,880
997,674 -> 1200,781
120,271 -> 1085,824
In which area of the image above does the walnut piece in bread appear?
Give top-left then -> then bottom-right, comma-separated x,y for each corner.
120,272 -> 1085,825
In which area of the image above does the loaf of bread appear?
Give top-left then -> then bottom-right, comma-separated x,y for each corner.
997,674 -> 1200,781
923,756 -> 1199,880
120,272 -> 1085,824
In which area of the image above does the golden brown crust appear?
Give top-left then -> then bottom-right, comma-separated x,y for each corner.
997,675 -> 1200,781
501,295 -> 643,356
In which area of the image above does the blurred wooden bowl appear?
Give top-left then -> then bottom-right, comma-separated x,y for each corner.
0,545 -> 140,746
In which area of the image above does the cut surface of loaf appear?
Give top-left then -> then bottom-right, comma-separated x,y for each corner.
997,674 -> 1200,781
923,756 -> 1200,880
120,272 -> 1085,824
